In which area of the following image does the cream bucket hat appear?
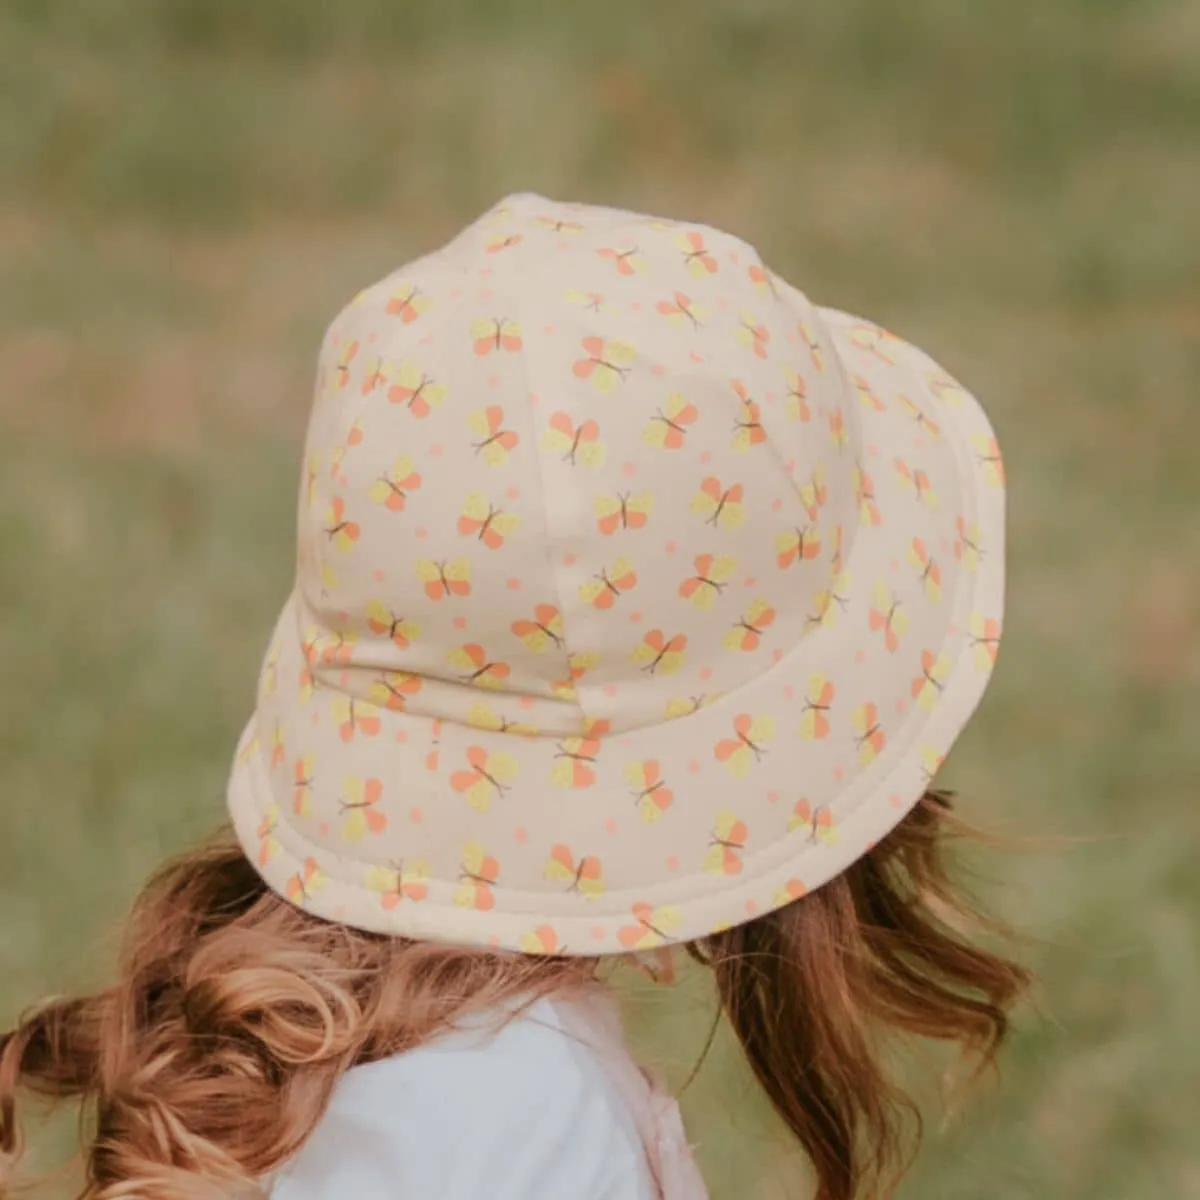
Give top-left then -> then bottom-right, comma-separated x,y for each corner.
227,193 -> 1005,956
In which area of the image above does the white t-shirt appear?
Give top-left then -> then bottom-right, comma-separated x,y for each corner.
268,996 -> 659,1199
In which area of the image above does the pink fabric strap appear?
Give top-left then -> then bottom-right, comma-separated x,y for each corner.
553,995 -> 710,1200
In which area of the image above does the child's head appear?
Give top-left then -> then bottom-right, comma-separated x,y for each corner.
1,194 -> 1026,1200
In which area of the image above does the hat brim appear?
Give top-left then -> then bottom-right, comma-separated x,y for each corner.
228,307 -> 1004,956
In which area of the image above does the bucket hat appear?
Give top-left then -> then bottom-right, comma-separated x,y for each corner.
227,192 -> 1005,956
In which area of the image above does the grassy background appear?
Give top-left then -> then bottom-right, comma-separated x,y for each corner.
2,1 -> 1198,1195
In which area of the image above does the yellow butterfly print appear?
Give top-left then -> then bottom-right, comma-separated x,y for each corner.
366,600 -> 420,648
624,759 -> 674,823
664,694 -> 716,720
286,858 -> 326,906
897,393 -> 941,439
360,355 -> 390,395
511,603 -> 565,653
908,537 -> 942,603
416,557 -> 472,601
725,599 -> 775,652
269,721 -> 286,769
736,311 -> 770,359
579,557 -> 638,609
551,651 -> 599,701
386,282 -> 430,324
596,245 -> 647,276
458,493 -> 520,550
800,465 -> 827,519
704,810 -> 749,875
714,714 -> 775,777
324,496 -> 359,552
912,650 -> 952,712
782,365 -> 811,421
331,696 -> 382,742
955,517 -> 983,571
676,230 -> 719,277
731,393 -> 767,452
927,372 -> 966,405
450,747 -> 519,812
790,799 -> 838,846
630,629 -> 688,675
776,524 -> 821,570
564,288 -> 614,313
542,411 -> 607,468
919,744 -> 945,783
851,374 -> 886,412
969,612 -> 1001,669
257,805 -> 281,866
293,754 -> 314,817
446,643 -> 511,689
467,405 -> 520,466
339,777 -> 386,842
465,702 -> 539,737
618,902 -> 682,950
797,320 -> 826,371
550,736 -> 601,789
470,316 -> 523,356
691,476 -> 746,530
535,214 -> 584,233
774,879 -> 809,905
656,291 -> 707,328
828,410 -> 848,450
367,670 -> 422,712
367,859 -> 430,908
455,842 -> 500,909
852,703 -> 886,766
643,392 -> 697,450
798,674 -> 834,740
854,464 -> 883,526
519,926 -> 562,955
545,844 -> 605,900
369,454 -> 422,513
868,581 -> 909,653
387,362 -> 446,417
572,336 -> 636,393
678,552 -> 737,609
894,456 -> 938,508
973,435 -> 1005,487
485,233 -> 523,254
806,570 -> 852,629
595,491 -> 654,535
331,339 -> 359,390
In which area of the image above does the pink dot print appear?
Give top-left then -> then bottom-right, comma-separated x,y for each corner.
699,666 -> 713,682
605,818 -> 619,835
319,821 -> 330,836
854,649 -> 867,665
630,301 -> 643,312
772,648 -> 784,664
338,474 -> 349,487
743,576 -> 757,588
729,251 -> 741,265
622,461 -> 638,477
367,332 -> 377,344
771,497 -> 783,512
450,288 -> 461,299
506,577 -> 521,590
889,792 -> 904,808
767,789 -> 780,804
506,484 -> 520,500
700,450 -> 713,465
338,669 -> 349,688
335,906 -> 347,919
717,298 -> 729,310
664,540 -> 678,555
529,393 -> 539,408
628,611 -> 644,625
373,569 -> 387,583
834,764 -> 846,782
488,374 -> 501,388
890,557 -> 900,573
591,926 -> 607,941
430,444 -> 443,458
894,698 -> 908,716
745,899 -> 758,917
783,685 -> 795,700
311,711 -> 319,726
453,616 -> 468,630
542,323 -> 556,334
488,936 -> 500,948
416,526 -> 428,539
688,350 -> 705,364
650,363 -> 666,378
517,695 -> 535,709
603,683 -> 618,698
564,553 -> 578,567
394,730 -> 408,743
479,285 -> 494,296
868,444 -> 880,458
409,807 -> 423,823
688,759 -> 701,774
514,827 -> 529,845
666,855 -> 680,871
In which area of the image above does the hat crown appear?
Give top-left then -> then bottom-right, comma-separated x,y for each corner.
296,194 -> 860,736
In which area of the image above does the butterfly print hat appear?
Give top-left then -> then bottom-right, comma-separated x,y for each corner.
227,192 -> 1006,955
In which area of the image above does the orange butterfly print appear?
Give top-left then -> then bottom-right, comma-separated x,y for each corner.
800,465 -> 827,519
450,748 -> 519,812
332,339 -> 359,390
416,557 -> 472,601
912,649 -> 952,712
340,776 -> 387,841
368,670 -> 422,712
625,759 -> 674,823
869,582 -> 909,653
643,392 -> 697,450
465,702 -> 538,738
550,737 -> 601,789
705,810 -> 748,875
471,316 -> 523,356
677,230 -> 719,277
894,456 -> 938,508
969,613 -> 1001,669
535,215 -> 584,233
897,393 -> 941,438
664,694 -> 715,719
973,435 -> 1005,487
545,845 -> 605,899
691,476 -> 746,530
387,363 -> 446,417
367,859 -> 430,908
852,703 -> 887,766
596,245 -> 647,276
714,714 -> 775,777
551,650 -> 599,702
318,629 -> 356,667
366,601 -> 420,648
332,696 -> 382,743
572,336 -> 636,393
519,926 -> 563,955
595,491 -> 654,535
955,516 -> 984,571
631,629 -> 687,675
324,496 -> 360,552
270,721 -> 286,768
656,291 -> 706,328
730,381 -> 767,451
828,410 -> 849,450
725,599 -> 775,651
679,552 -> 736,609
386,283 -> 429,324
468,406 -> 520,466
447,643 -> 511,689
748,262 -> 780,297
258,806 -> 280,866
579,557 -> 638,609
458,492 -> 520,549
618,902 -> 682,950
920,744 -> 945,784
849,322 -> 903,364
542,411 -> 607,468
909,537 -> 942,603
293,754 -> 314,816
286,858 -> 326,906
359,356 -> 389,396
783,365 -> 810,421
736,311 -> 770,359
791,799 -> 838,846
851,374 -> 886,412
854,465 -> 882,525
807,570 -> 852,629
798,320 -> 826,371
511,603 -> 565,653
564,288 -> 611,313
455,842 -> 500,909
486,233 -> 523,254
775,878 -> 809,905
776,524 -> 821,570
799,674 -> 835,740
369,455 -> 422,512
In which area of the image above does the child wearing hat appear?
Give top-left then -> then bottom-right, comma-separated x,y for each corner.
1,194 -> 1026,1200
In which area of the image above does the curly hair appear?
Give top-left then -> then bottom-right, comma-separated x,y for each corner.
1,791 -> 1029,1200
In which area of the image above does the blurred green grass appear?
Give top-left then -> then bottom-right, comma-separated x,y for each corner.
2,1 -> 1198,1196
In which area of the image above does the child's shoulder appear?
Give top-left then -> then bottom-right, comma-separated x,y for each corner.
269,994 -> 658,1199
